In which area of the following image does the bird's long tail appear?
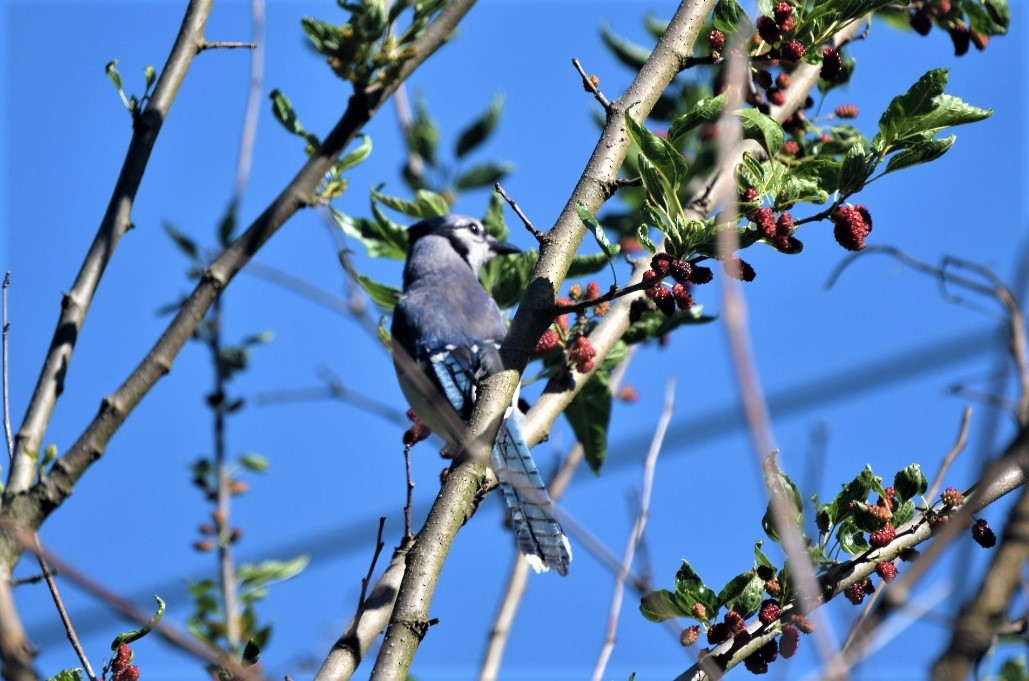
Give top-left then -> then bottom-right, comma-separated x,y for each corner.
491,413 -> 572,576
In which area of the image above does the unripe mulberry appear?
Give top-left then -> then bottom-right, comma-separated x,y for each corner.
765,579 -> 782,597
618,385 -> 639,403
723,257 -> 756,282
876,561 -> 898,583
820,47 -> 843,81
568,283 -> 583,300
691,602 -> 707,620
586,281 -> 601,300
709,29 -> 726,53
844,582 -> 865,605
970,29 -> 989,51
759,599 -> 782,624
782,140 -> 800,156
680,625 -> 701,646
941,487 -> 965,507
972,519 -> 997,548
534,329 -> 560,356
869,524 -> 896,548
781,39 -> 806,61
791,614 -> 815,634
780,625 -> 801,658
569,335 -> 597,365
752,207 -> 777,239
835,104 -> 859,119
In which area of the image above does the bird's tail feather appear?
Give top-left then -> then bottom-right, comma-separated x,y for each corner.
491,414 -> 572,576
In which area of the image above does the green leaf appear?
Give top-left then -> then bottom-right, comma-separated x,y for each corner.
884,135 -> 955,174
762,461 -> 804,543
455,162 -> 514,190
964,0 -> 1010,35
635,224 -> 657,253
625,104 -> 688,189
754,541 -> 775,571
337,134 -> 373,172
481,250 -> 535,309
49,670 -> 84,681
829,466 -> 877,524
239,453 -> 270,473
568,249 -> 620,278
565,368 -> 612,473
408,98 -> 439,166
357,274 -> 401,310
894,463 -> 927,502
575,202 -> 617,271
668,92 -> 728,146
373,188 -> 450,218
600,24 -> 651,70
455,94 -> 504,158
269,89 -> 320,152
163,224 -> 201,263
717,571 -> 765,618
893,498 -> 916,527
838,145 -> 871,195
237,555 -> 309,587
640,589 -> 687,622
330,206 -> 408,260
111,596 -> 165,649
739,108 -> 785,157
144,64 -> 156,89
713,0 -> 751,37
301,17 -> 342,54
837,517 -> 869,555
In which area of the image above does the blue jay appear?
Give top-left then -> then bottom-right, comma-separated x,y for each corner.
391,214 -> 572,576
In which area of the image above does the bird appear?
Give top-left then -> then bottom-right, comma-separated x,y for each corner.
390,214 -> 572,576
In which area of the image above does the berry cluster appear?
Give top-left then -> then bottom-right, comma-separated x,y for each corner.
909,1 -> 992,55
834,104 -> 859,119
755,3 -> 801,56
749,205 -> 803,254
532,281 -> 610,374
743,638 -> 780,674
568,335 -> 598,373
941,487 -> 965,507
831,204 -> 873,251
644,253 -> 708,317
107,644 -> 140,681
193,508 -> 244,553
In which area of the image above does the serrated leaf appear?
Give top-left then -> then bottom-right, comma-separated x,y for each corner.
717,571 -> 765,618
838,145 -> 871,195
713,0 -> 751,37
565,368 -> 612,473
635,224 -> 657,253
337,134 -> 372,172
330,207 -> 408,260
409,98 -> 439,166
640,589 -> 687,622
600,24 -> 652,70
625,104 -> 688,189
373,188 -> 449,218
884,135 -> 955,174
455,94 -> 504,158
668,92 -> 728,146
829,465 -> 877,524
49,670 -> 84,681
739,108 -> 785,157
454,162 -> 514,190
357,274 -> 401,310
237,555 -> 309,586
894,463 -> 928,502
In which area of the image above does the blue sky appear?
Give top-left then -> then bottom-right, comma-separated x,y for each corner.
2,1 -> 1027,679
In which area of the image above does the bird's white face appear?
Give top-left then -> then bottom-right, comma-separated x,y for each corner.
445,218 -> 500,274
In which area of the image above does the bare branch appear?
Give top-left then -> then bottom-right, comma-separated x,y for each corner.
36,538 -> 96,681
592,378 -> 674,681
2,273 -> 12,460
199,40 -> 257,51
572,57 -> 611,111
926,406 -> 973,504
494,183 -> 544,241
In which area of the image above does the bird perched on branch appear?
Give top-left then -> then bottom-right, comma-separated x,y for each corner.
390,214 -> 572,575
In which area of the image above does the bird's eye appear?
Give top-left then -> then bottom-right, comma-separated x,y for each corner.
467,222 -> 482,235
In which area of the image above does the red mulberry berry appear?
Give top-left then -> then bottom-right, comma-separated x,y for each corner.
775,212 -> 795,236
875,561 -> 898,583
691,602 -> 707,619
114,645 -> 133,668
672,283 -> 694,311
734,629 -> 753,646
781,39 -> 806,61
779,16 -> 795,33
578,359 -> 595,373
642,268 -> 662,283
782,140 -> 800,156
868,503 -> 893,527
791,614 -> 815,634
757,15 -> 781,44
723,257 -> 756,282
776,72 -> 791,89
707,621 -> 731,645
780,625 -> 800,658
844,582 -> 865,605
669,259 -> 692,284
941,487 -> 965,507
743,187 -> 759,202
767,87 -> 787,107
754,70 -> 773,90
586,281 -> 601,300
569,335 -> 597,364
650,253 -> 673,276
680,625 -> 701,646
949,24 -> 970,56
930,515 -> 950,534
773,2 -> 793,24
832,204 -> 873,251
971,29 -> 989,51
882,486 -> 896,509
709,29 -> 726,53
652,286 -> 675,316
820,47 -> 843,81
403,421 -> 431,445
765,579 -> 782,597
817,509 -> 830,534
759,599 -> 782,624
869,524 -> 896,548
618,385 -> 639,403
972,519 -> 997,548
744,655 -> 769,674
752,207 -> 777,239
759,639 -> 779,663
112,668 -> 140,681
835,104 -> 859,119
688,265 -> 714,285
534,329 -> 561,356
724,610 -> 745,633
910,9 -> 932,35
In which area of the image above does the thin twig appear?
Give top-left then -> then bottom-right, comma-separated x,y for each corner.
925,406 -> 973,505
231,0 -> 265,205
591,378 -> 675,681
356,517 -> 387,614
494,183 -> 544,241
403,445 -> 415,540
36,538 -> 96,681
571,57 -> 611,111
2,272 -> 12,460
199,40 -> 257,51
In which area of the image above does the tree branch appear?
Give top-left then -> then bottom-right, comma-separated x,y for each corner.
0,0 -> 480,570
4,0 -> 216,501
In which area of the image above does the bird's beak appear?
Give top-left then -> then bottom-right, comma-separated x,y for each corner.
489,236 -> 521,256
